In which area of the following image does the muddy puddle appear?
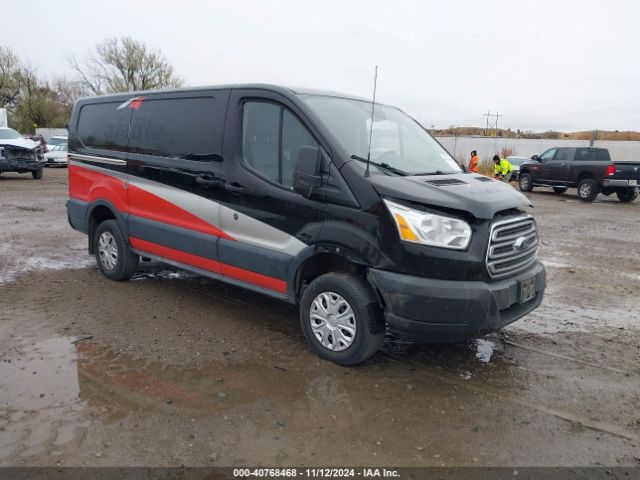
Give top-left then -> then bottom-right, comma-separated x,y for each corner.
0,337 -> 86,459
0,332 -> 518,464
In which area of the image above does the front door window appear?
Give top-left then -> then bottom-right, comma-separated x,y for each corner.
242,102 -> 318,187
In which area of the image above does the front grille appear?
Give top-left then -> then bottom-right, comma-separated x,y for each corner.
486,215 -> 538,278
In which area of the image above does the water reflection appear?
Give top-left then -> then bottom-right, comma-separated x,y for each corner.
0,337 -> 84,458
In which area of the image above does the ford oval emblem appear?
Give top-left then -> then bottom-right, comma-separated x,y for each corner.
514,236 -> 534,250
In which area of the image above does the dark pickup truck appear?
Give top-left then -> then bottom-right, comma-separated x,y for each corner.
518,147 -> 639,202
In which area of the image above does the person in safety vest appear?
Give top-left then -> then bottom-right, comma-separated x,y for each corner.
493,155 -> 514,182
468,150 -> 479,173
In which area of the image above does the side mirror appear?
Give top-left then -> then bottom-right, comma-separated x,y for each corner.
293,146 -> 323,197
531,154 -> 540,161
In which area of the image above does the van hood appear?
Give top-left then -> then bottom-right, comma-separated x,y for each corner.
370,173 -> 531,220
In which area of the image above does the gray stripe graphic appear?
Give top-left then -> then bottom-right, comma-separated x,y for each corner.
219,204 -> 307,257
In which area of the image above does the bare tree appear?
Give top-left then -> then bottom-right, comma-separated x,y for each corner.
50,77 -> 89,117
0,45 -> 22,107
70,37 -> 184,94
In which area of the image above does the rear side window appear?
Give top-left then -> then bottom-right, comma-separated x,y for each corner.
77,102 -> 130,151
575,148 -> 611,161
242,101 -> 319,187
129,96 -> 223,160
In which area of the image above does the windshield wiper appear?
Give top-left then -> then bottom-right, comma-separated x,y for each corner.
350,154 -> 409,176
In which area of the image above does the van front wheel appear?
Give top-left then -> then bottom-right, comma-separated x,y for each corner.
94,220 -> 139,281
300,272 -> 384,365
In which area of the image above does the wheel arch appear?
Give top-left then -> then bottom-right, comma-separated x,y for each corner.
86,200 -> 127,254
288,245 -> 370,302
577,171 -> 595,183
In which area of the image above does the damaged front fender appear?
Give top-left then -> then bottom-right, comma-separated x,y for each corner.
0,144 -> 46,173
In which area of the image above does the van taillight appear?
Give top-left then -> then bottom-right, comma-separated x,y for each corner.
605,164 -> 615,176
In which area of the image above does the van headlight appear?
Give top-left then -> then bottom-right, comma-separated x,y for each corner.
383,199 -> 472,250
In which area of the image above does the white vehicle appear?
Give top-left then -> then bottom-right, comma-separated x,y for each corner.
0,127 -> 46,179
44,143 -> 68,167
46,135 -> 68,151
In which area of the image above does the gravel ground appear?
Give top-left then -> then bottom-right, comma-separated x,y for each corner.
1,168 -> 639,467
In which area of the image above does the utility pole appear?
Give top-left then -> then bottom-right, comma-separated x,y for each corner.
482,111 -> 502,137
483,111 -> 491,136
482,111 -> 502,155
494,111 -> 502,138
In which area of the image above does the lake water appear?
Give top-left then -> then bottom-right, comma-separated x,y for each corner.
435,136 -> 640,162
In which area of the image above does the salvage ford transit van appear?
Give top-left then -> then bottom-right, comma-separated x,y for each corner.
66,85 -> 546,365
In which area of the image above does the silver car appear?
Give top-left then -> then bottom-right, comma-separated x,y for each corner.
44,143 -> 68,167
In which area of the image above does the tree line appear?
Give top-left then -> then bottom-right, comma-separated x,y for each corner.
0,37 -> 183,133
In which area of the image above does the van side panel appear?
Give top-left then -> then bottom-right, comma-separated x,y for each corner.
68,162 -> 128,212
68,89 -> 298,297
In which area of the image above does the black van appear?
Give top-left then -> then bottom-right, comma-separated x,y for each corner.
66,84 -> 545,365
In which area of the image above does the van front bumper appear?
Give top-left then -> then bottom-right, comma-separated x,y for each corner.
368,261 -> 546,343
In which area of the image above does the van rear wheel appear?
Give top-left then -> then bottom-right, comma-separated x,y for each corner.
300,272 -> 384,365
94,220 -> 139,281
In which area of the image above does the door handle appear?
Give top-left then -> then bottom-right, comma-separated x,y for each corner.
195,174 -> 218,187
225,183 -> 246,194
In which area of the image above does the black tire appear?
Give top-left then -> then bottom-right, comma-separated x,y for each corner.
32,169 -> 43,179
616,188 -> 638,203
299,272 -> 384,365
553,187 -> 568,194
94,220 -> 139,280
519,173 -> 533,192
577,178 -> 598,202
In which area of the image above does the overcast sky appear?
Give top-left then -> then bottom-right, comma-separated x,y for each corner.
6,0 -> 639,131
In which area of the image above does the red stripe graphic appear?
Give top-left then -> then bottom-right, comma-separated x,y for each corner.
69,164 -> 129,212
130,237 -> 287,293
127,184 -> 233,240
69,163 -> 233,240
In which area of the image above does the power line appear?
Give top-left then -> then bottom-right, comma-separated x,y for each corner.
482,111 -> 502,137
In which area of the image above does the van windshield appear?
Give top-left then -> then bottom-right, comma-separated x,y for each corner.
299,94 -> 461,175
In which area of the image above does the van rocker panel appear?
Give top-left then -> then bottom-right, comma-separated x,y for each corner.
128,215 -> 219,263
368,261 -> 546,343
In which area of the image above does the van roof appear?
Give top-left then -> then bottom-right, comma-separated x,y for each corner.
76,84 -> 371,104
